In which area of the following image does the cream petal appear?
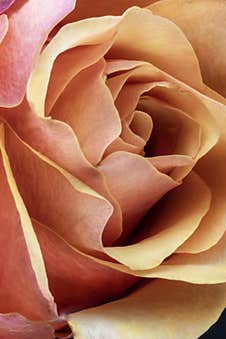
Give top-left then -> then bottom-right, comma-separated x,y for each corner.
107,7 -> 203,89
68,280 -> 226,339
149,0 -> 226,97
104,171 -> 211,270
0,124 -> 56,320
140,230 -> 226,284
99,151 -> 177,243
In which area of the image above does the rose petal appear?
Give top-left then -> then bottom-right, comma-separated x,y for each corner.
104,171 -> 211,270
99,151 -> 177,244
149,154 -> 194,176
33,219 -> 138,313
141,230 -> 226,284
68,280 -> 226,339
0,0 -> 76,107
0,14 -> 8,42
27,7 -> 202,115
0,124 -> 56,320
0,104 -> 122,245
130,110 -> 153,143
149,0 -> 226,96
107,7 -> 203,89
62,0 -> 157,22
4,124 -> 112,254
177,93 -> 226,252
51,59 -> 121,165
0,314 -> 54,339
0,0 -> 15,14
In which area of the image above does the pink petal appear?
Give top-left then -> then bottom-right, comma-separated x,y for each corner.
0,14 -> 8,42
0,314 -> 54,339
0,0 -> 15,14
33,219 -> 138,313
99,151 -> 177,242
51,59 -> 121,165
0,124 -> 56,320
0,0 -> 76,106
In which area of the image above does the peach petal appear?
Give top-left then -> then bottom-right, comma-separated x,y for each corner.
0,0 -> 76,107
27,12 -> 123,116
149,0 -> 226,96
33,219 -> 138,313
46,39 -> 115,115
141,230 -> 226,284
1,104 -> 122,245
104,136 -> 142,157
107,7 -> 203,90
105,171 -> 211,270
0,124 -> 56,320
51,59 -> 121,165
177,93 -> 226,253
149,154 -> 194,176
62,0 -> 157,22
139,96 -> 201,158
99,151 -> 177,243
129,110 -> 153,143
5,125 -> 113,254
120,121 -> 145,154
68,280 -> 226,339
106,59 -> 146,75
0,314 -> 54,339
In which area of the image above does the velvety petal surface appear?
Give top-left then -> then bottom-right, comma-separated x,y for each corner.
0,314 -> 54,339
149,0 -> 226,97
0,124 -> 56,320
68,280 -> 226,339
104,171 -> 211,270
4,125 -> 113,254
33,219 -> 138,314
0,0 -> 76,106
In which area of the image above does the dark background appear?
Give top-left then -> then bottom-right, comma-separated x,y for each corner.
199,309 -> 226,338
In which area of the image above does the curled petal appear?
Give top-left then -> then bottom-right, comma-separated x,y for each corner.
149,0 -> 226,96
0,0 -> 76,107
0,124 -> 56,320
0,0 -> 15,14
68,280 -> 226,339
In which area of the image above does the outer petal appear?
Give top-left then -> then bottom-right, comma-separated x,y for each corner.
33,219 -> 138,313
0,314 -> 54,339
0,0 -> 76,107
62,0 -> 157,22
0,124 -> 56,320
68,280 -> 226,339
4,125 -> 113,254
0,1 -> 15,14
104,171 -> 211,270
0,14 -> 8,42
149,0 -> 226,97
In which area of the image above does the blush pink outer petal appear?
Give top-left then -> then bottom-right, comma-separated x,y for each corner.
0,14 -> 8,41
0,314 -> 54,339
33,219 -> 138,314
99,151 -> 178,243
68,280 -> 226,339
4,124 -> 113,254
51,59 -> 121,165
0,124 -> 56,321
0,0 -> 76,107
0,104 -> 122,245
149,0 -> 226,97
0,0 -> 15,14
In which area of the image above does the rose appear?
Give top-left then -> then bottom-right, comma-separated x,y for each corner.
0,0 -> 226,338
